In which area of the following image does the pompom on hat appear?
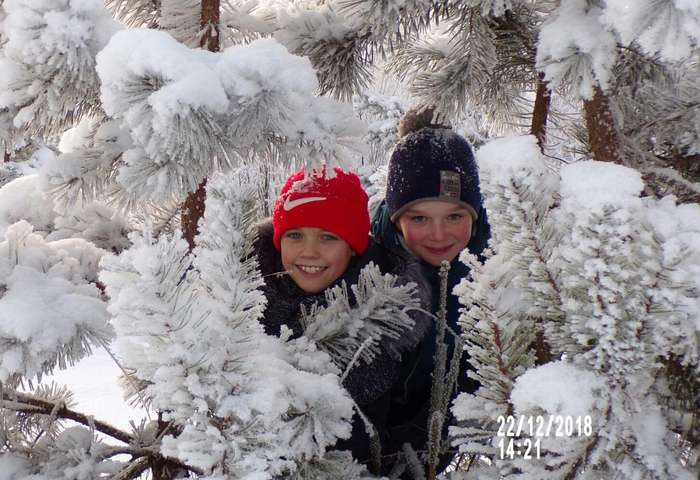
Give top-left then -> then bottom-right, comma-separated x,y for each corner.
387,106 -> 483,222
272,167 -> 370,254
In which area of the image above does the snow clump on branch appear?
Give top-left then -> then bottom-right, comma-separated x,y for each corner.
96,30 -> 366,203
0,220 -> 111,384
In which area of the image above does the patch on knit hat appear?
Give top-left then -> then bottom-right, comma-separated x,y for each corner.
439,171 -> 460,199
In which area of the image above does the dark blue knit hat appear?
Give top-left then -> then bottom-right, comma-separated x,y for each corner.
386,108 -> 482,222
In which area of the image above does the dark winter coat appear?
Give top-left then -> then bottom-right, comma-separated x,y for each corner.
252,221 -> 433,472
370,200 -> 490,475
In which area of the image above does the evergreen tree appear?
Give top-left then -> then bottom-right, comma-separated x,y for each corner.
0,0 -> 411,478
2,0 -> 700,479
451,135 -> 700,479
254,0 -> 699,183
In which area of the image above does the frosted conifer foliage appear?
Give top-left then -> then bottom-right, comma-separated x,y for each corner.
536,0 -> 617,99
96,29 -> 229,202
95,30 -> 365,203
301,262 -> 420,369
602,0 -> 700,61
450,137 -> 558,464
100,169 -> 361,478
0,220 -> 111,384
0,0 -> 120,135
0,174 -> 57,237
336,0 -> 434,41
353,92 -> 408,165
451,135 -> 699,479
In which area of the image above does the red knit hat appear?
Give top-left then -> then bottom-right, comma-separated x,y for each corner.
272,167 -> 370,254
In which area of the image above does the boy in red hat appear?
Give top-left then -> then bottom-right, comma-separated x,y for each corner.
253,166 -> 432,472
271,167 -> 370,294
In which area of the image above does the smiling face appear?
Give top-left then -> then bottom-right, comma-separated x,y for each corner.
397,200 -> 473,266
280,227 -> 354,293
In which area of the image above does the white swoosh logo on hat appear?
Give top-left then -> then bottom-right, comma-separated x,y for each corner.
283,196 -> 327,211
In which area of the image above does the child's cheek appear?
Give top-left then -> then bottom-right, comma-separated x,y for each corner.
402,226 -> 422,249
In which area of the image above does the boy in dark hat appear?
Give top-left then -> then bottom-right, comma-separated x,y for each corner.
371,107 -> 490,477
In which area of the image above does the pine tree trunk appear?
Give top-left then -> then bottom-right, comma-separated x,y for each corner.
182,179 -> 208,248
583,86 -> 621,163
530,72 -> 551,152
181,0 -> 220,249
199,0 -> 220,51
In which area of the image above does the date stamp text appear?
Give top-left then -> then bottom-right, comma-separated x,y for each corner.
495,415 -> 593,460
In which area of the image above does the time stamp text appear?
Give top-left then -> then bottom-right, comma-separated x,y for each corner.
496,415 -> 593,460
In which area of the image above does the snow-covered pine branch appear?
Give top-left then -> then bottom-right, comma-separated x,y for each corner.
601,0 -> 700,63
105,0 -> 160,29
0,220 -> 111,386
94,29 -> 366,204
0,170 -> 132,254
47,202 -> 131,254
0,426 -> 123,479
1,1 -> 368,210
387,4 -> 532,128
0,174 -> 57,237
390,19 -> 497,120
99,230 -> 193,396
536,0 -> 618,100
612,54 -> 700,175
38,114 -> 133,211
95,28 -> 229,203
450,134 -> 700,479
300,261 -> 420,370
335,0 -> 436,45
215,38 -> 366,164
274,4 -> 373,101
476,136 -> 564,355
0,0 -> 120,136
450,248 -> 537,461
99,168 -> 366,477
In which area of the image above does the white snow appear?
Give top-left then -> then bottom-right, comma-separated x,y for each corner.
0,175 -> 57,237
0,454 -> 31,479
97,29 -> 229,120
536,0 -> 617,99
42,347 -> 149,432
602,0 -> 700,61
511,361 -> 606,418
0,221 -> 111,381
560,160 -> 644,208
476,134 -> 548,177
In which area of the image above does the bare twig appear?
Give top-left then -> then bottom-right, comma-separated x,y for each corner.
0,389 -> 203,476
2,389 -> 133,444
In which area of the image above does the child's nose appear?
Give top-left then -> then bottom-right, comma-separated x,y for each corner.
300,237 -> 321,257
429,222 -> 446,241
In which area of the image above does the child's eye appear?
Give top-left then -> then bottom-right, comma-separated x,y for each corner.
447,213 -> 465,222
411,215 -> 427,223
321,233 -> 339,241
284,231 -> 303,240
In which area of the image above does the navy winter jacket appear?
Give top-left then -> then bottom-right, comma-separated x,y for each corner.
370,200 -> 490,474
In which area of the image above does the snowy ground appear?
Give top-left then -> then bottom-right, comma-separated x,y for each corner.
45,347 -> 149,433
